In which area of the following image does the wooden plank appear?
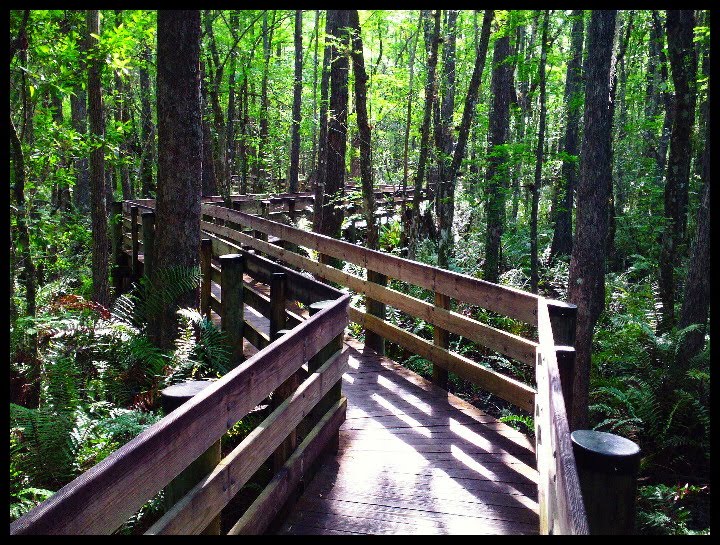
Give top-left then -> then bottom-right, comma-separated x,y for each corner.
146,348 -> 348,535
228,397 -> 348,535
349,306 -> 536,413
202,220 -> 537,366
10,296 -> 348,535
536,299 -> 588,535
202,204 -> 539,325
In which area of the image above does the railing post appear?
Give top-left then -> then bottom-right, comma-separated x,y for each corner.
365,271 -> 387,356
131,205 -> 140,280
161,380 -> 221,535
220,253 -> 245,368
140,211 -> 155,280
110,201 -> 126,296
571,430 -> 641,535
270,273 -> 287,339
302,300 -> 343,451
432,292 -> 450,390
270,328 -> 299,473
547,300 -> 577,428
200,238 -> 212,320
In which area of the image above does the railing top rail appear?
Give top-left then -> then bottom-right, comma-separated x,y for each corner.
10,293 -> 349,535
536,297 -> 588,535
202,204 -> 540,326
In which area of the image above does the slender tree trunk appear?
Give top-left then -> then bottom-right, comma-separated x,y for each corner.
204,10 -> 229,201
400,12 -> 421,254
550,9 -> 584,260
310,10 -> 320,180
226,12 -> 239,191
653,11 -> 674,179
113,10 -> 133,202
152,10 -> 202,350
658,10 -> 697,333
435,10 -> 458,269
87,10 -> 110,307
139,43 -> 155,197
313,12 -> 333,232
567,9 -> 617,431
201,73 -> 218,197
288,10 -> 303,193
348,10 -> 377,250
530,10 -> 549,294
317,10 -> 351,257
71,87 -> 91,211
484,26 -> 512,283
10,115 -> 37,319
677,73 -> 709,365
259,11 -> 275,192
408,10 -> 440,260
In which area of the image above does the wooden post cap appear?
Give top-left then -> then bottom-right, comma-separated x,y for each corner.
309,299 -> 336,316
161,380 -> 215,414
571,430 -> 640,474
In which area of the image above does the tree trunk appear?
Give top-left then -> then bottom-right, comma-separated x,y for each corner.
483,26 -> 512,284
87,9 -> 110,307
313,12 -> 332,232
677,79 -> 709,365
530,10 -> 549,294
567,9 -> 617,431
201,70 -> 218,197
317,10 -> 351,258
288,9 -> 303,194
348,10 -> 378,250
9,114 -> 37,319
152,10 -> 202,350
658,10 -> 697,333
113,10 -> 133,202
139,43 -> 155,198
435,10 -> 458,269
550,9 -> 584,260
408,10 -> 440,260
259,11 -> 275,192
400,11 -> 421,255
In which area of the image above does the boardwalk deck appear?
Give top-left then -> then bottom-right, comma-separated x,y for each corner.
275,338 -> 539,535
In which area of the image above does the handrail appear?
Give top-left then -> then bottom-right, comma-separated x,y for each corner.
200,203 -> 539,413
535,298 -> 588,534
11,203 -> 351,535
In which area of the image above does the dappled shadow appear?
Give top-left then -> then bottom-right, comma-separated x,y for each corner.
276,340 -> 539,535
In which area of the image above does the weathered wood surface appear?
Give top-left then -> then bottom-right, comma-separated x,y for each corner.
535,299 -> 588,535
276,338 -> 539,535
202,204 -> 539,325
10,295 -> 349,535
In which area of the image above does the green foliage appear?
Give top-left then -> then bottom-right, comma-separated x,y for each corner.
637,483 -> 710,535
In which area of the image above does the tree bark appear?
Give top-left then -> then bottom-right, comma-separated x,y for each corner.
408,10 -> 440,260
658,10 -> 697,333
316,10 -> 351,257
567,9 -> 617,431
550,10 -> 584,260
312,12 -> 332,232
152,10 -> 202,350
139,43 -> 155,198
348,10 -> 377,250
87,9 -> 110,307
483,25 -> 512,284
435,10 -> 458,269
288,10 -> 303,194
530,10 -> 549,294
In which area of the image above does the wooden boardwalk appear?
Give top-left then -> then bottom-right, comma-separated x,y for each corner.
275,338 -> 539,535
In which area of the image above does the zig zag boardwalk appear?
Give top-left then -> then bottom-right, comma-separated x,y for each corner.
275,338 -> 539,535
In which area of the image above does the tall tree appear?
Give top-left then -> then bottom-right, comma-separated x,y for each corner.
151,10 -> 202,350
530,10 -> 549,294
658,10 -> 697,333
435,10 -> 458,269
407,10 -> 440,260
87,9 -> 110,307
139,42 -> 155,197
550,9 -> 584,260
567,9 -> 617,431
112,10 -> 133,201
288,9 -> 303,194
316,9 -> 351,258
312,12 -> 332,232
483,21 -> 513,283
348,10 -> 377,250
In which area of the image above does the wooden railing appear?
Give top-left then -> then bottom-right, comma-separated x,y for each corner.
10,202 -> 351,535
198,202 -> 589,534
